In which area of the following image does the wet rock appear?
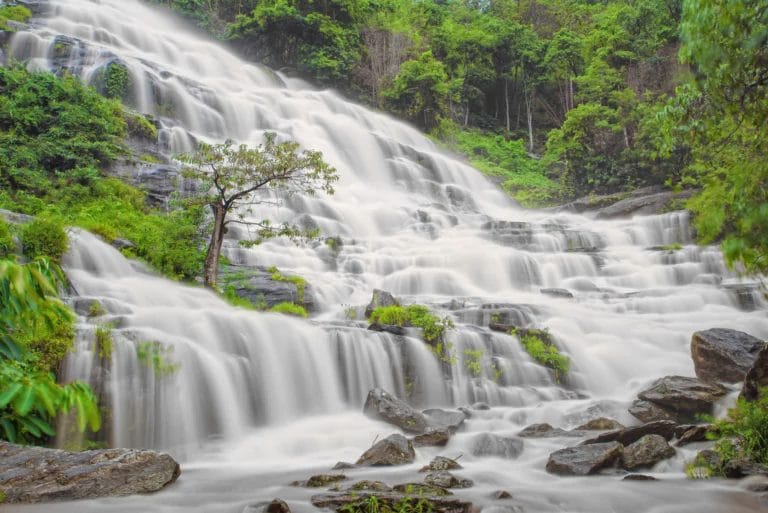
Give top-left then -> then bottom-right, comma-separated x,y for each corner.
472,402 -> 491,411
470,433 -> 524,459
545,442 -> 624,476
363,388 -> 429,434
423,409 -> 466,432
219,265 -> 316,312
111,238 -> 136,251
243,499 -> 292,513
414,428 -> 451,447
393,483 -> 452,496
628,400 -> 678,423
356,434 -> 415,466
742,346 -> 768,402
332,462 -> 356,470
621,435 -> 676,470
517,423 -> 570,438
364,289 -> 400,318
540,288 -> 574,298
691,328 -> 764,383
424,471 -> 473,489
582,420 -> 677,446
675,425 -> 711,446
741,475 -> 768,493
305,474 -> 346,487
368,323 -> 408,336
419,456 -> 463,473
0,441 -> 180,503
310,492 -> 473,513
493,490 -> 513,499
594,190 -> 693,219
346,481 -> 393,492
636,376 -> 727,422
622,474 -> 656,481
576,418 -> 625,431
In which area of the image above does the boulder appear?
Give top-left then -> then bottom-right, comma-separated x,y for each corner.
540,288 -> 574,298
363,388 -> 429,434
0,442 -> 180,503
742,346 -> 768,402
305,474 -> 346,487
691,328 -> 764,383
419,456 -> 462,473
364,289 -> 400,318
576,418 -> 625,431
242,499 -> 292,513
621,435 -> 676,470
594,189 -> 693,219
414,429 -> 451,447
740,475 -> 768,493
517,423 -> 570,438
493,490 -> 513,499
368,323 -> 408,336
345,481 -> 392,492
582,421 -> 677,446
424,471 -> 473,489
392,483 -> 452,496
622,474 -> 656,481
675,425 -> 711,446
332,462 -> 356,470
356,434 -> 415,466
472,402 -> 491,411
311,492 -> 473,513
636,376 -> 727,422
545,442 -> 624,476
470,433 -> 524,459
628,400 -> 678,423
219,265 -> 316,312
423,409 -> 467,432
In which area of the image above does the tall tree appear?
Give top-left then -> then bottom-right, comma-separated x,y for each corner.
178,134 -> 338,287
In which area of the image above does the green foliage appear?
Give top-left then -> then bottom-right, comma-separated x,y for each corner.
136,341 -> 180,376
19,218 -> 68,262
124,112 -> 158,141
0,219 -> 15,257
709,392 -> 768,470
94,324 -> 114,360
0,5 -> 32,30
270,301 -> 308,317
97,62 -> 132,100
514,328 -> 569,382
383,51 -> 450,131
87,301 -> 107,318
0,258 -> 100,444
463,348 -> 484,376
369,304 -> 453,344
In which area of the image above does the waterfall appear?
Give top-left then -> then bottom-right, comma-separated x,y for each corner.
4,2 -> 768,512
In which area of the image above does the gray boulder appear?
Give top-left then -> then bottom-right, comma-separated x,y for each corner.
419,456 -> 462,473
517,423 -> 570,438
582,420 -> 677,446
545,442 -> 624,476
424,471 -> 473,489
691,328 -> 764,383
414,428 -> 451,447
363,388 -> 429,434
423,408 -> 467,432
742,346 -> 768,401
628,399 -> 678,423
636,376 -> 727,422
675,425 -> 711,446
364,289 -> 400,318
621,435 -> 676,470
470,433 -> 524,459
0,442 -> 180,503
242,499 -> 292,513
356,434 -> 415,466
576,418 -> 625,431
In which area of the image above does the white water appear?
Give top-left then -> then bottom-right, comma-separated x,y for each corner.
6,1 -> 768,512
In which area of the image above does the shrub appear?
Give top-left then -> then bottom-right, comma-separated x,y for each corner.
0,5 -> 32,30
94,324 -> 114,360
709,392 -> 768,471
19,218 -> 68,262
0,219 -> 14,257
514,328 -> 570,382
124,112 -> 158,141
369,304 -> 453,344
270,302 -> 308,317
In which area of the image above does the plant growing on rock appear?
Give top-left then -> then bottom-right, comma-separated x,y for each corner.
369,304 -> 453,345
512,328 -> 569,383
706,391 -> 768,473
177,133 -> 338,287
136,341 -> 180,376
270,302 -> 308,317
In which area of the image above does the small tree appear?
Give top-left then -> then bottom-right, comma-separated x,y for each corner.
178,133 -> 338,288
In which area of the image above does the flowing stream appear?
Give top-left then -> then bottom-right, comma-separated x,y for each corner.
6,1 -> 768,512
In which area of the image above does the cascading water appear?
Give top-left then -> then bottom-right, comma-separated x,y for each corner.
6,1 -> 768,512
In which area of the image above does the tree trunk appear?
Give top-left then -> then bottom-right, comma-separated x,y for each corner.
504,78 -> 510,132
525,88 -> 534,153
203,202 -> 227,288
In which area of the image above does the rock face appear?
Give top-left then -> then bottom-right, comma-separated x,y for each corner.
582,421 -> 677,446
545,442 -> 624,476
593,189 -> 693,219
364,289 -> 400,318
0,442 -> 180,503
633,376 -> 727,423
621,435 -> 676,470
691,328 -> 764,383
470,433 -> 524,459
356,434 -> 415,466
219,265 -> 316,312
363,388 -> 429,434
742,346 -> 768,401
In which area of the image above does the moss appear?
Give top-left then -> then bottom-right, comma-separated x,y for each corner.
124,112 -> 158,141
19,218 -> 68,262
0,5 -> 32,30
270,301 -> 308,317
140,153 -> 162,164
512,328 -> 569,382
268,266 -> 308,303
369,304 -> 453,344
87,300 -> 107,318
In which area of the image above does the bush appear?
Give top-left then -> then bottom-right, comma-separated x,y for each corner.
514,328 -> 569,382
709,392 -> 768,470
19,218 -> 68,262
270,302 -> 308,317
0,219 -> 14,257
369,304 -> 453,344
0,5 -> 31,30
